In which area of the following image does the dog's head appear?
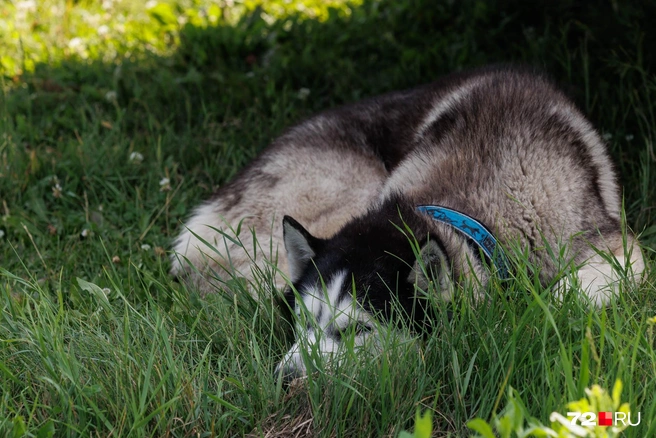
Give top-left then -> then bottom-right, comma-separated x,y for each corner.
276,206 -> 453,380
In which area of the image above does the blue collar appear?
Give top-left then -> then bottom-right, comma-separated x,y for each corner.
417,205 -> 510,280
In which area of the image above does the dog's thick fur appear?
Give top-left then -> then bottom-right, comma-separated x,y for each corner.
172,66 -> 645,377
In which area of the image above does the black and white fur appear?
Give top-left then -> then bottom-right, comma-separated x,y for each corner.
172,66 -> 645,378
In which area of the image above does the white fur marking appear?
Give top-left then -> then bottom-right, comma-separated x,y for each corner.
277,271 -> 376,377
548,103 -> 620,218
415,79 -> 482,138
171,202 -> 227,274
557,241 -> 645,307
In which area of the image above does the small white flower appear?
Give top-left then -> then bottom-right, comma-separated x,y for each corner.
68,37 -> 83,50
0,230 -> 5,239
52,183 -> 63,198
602,132 -> 613,141
105,90 -> 117,103
625,134 -> 634,141
81,229 -> 90,238
98,25 -> 109,36
159,177 -> 171,191
102,287 -> 111,297
145,0 -> 158,9
140,244 -> 151,251
297,88 -> 311,100
16,1 -> 36,11
129,151 -> 144,163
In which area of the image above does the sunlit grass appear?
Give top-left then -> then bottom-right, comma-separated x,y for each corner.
1,0 -> 361,77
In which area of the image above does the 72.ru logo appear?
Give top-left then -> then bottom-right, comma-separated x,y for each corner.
567,412 -> 641,426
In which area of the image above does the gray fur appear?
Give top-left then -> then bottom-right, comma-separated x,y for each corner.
172,66 -> 645,375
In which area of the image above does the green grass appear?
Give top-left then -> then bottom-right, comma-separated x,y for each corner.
1,0 -> 655,436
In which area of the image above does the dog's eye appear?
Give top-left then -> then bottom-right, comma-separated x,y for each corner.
332,322 -> 373,340
354,323 -> 372,335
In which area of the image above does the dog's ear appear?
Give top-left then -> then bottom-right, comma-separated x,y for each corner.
409,239 -> 454,296
283,216 -> 322,283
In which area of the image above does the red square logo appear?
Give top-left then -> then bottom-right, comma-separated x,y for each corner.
598,411 -> 613,426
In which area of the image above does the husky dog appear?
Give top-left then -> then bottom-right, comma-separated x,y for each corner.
172,66 -> 645,378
